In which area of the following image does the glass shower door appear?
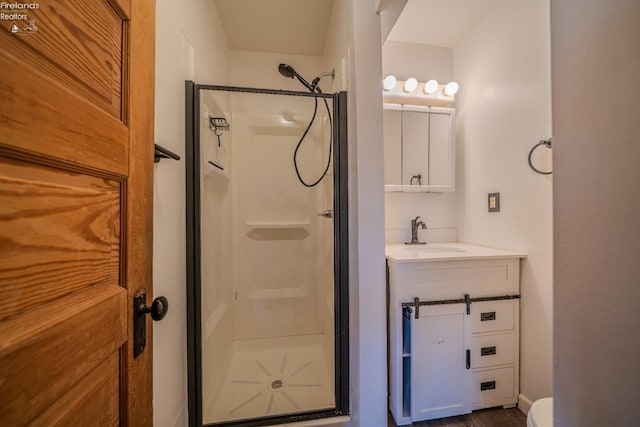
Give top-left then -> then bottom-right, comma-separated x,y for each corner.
187,84 -> 347,426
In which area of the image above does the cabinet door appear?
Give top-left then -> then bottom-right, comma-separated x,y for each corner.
383,109 -> 402,187
411,305 -> 471,421
429,112 -> 453,189
402,111 -> 429,186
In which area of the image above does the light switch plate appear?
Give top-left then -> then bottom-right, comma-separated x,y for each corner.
488,192 -> 500,212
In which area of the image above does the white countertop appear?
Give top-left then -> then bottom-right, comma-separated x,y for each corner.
385,242 -> 526,263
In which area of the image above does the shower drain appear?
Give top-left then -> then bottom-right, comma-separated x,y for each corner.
271,380 -> 283,390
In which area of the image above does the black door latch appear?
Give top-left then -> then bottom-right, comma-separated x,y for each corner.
134,289 -> 168,358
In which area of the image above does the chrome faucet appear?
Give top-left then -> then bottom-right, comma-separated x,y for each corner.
406,216 -> 427,245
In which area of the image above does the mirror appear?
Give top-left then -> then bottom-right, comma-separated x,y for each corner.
383,106 -> 402,188
402,110 -> 429,186
383,104 -> 455,192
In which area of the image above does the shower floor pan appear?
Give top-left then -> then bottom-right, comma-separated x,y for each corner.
205,334 -> 334,424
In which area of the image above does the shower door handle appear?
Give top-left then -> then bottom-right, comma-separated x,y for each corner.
317,209 -> 333,219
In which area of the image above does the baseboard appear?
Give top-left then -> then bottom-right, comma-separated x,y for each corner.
272,416 -> 351,427
518,393 -> 533,416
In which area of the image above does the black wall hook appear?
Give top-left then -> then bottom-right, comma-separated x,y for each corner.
155,144 -> 181,163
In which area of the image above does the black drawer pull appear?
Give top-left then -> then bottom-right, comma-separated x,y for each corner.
480,311 -> 496,321
481,346 -> 497,356
480,381 -> 496,391
466,349 -> 470,369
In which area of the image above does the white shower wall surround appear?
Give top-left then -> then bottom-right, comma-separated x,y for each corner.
231,106 -> 333,340
199,90 -> 336,424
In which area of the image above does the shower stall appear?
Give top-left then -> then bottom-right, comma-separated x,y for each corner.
185,80 -> 348,426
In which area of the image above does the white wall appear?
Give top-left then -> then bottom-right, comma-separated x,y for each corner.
229,50 -> 326,91
381,42 -> 457,244
453,0 -> 553,410
324,0 -> 352,94
154,1 -> 230,426
552,0 -> 640,425
382,41 -> 452,83
348,0 -> 387,426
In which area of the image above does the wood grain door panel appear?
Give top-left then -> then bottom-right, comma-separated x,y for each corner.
0,49 -> 129,176
0,0 -> 154,425
0,156 -> 121,321
0,0 -> 127,120
0,284 -> 126,426
28,350 -> 121,427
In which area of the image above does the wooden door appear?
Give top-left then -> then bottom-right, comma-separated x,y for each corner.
0,0 -> 155,425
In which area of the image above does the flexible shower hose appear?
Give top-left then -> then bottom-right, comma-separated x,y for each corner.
293,94 -> 333,187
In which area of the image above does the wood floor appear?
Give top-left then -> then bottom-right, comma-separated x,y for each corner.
388,407 -> 527,427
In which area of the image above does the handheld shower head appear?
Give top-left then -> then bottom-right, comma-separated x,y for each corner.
278,63 -> 297,79
277,63 -> 334,187
278,63 -> 315,92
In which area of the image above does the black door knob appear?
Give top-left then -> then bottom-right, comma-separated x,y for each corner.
138,296 -> 169,321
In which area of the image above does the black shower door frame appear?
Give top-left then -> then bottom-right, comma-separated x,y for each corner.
185,81 -> 349,427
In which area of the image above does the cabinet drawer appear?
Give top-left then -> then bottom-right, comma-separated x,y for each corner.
471,366 -> 515,405
470,300 -> 516,333
469,333 -> 515,369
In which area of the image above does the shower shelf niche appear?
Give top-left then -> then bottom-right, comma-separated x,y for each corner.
245,222 -> 311,229
245,222 -> 311,240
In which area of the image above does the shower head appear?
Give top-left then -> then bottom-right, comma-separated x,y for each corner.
278,63 -> 297,79
278,63 -> 315,92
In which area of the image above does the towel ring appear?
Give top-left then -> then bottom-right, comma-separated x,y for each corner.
528,138 -> 552,175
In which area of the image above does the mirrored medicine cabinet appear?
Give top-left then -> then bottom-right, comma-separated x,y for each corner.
383,103 -> 455,192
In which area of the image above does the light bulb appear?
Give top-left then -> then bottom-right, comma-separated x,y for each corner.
444,81 -> 459,96
383,75 -> 397,91
403,77 -> 418,93
424,79 -> 439,94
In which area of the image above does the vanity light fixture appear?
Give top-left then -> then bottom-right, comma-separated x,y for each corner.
382,78 -> 458,107
444,81 -> 459,96
423,79 -> 439,94
383,75 -> 397,91
403,77 -> 418,93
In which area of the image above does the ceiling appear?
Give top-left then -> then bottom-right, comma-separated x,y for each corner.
387,0 -> 502,48
212,0 -> 334,56
211,0 -> 500,55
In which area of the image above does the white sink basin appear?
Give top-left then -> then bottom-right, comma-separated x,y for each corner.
386,242 -> 526,263
404,244 -> 466,254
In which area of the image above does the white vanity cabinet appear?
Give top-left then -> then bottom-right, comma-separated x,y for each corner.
386,243 -> 525,425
